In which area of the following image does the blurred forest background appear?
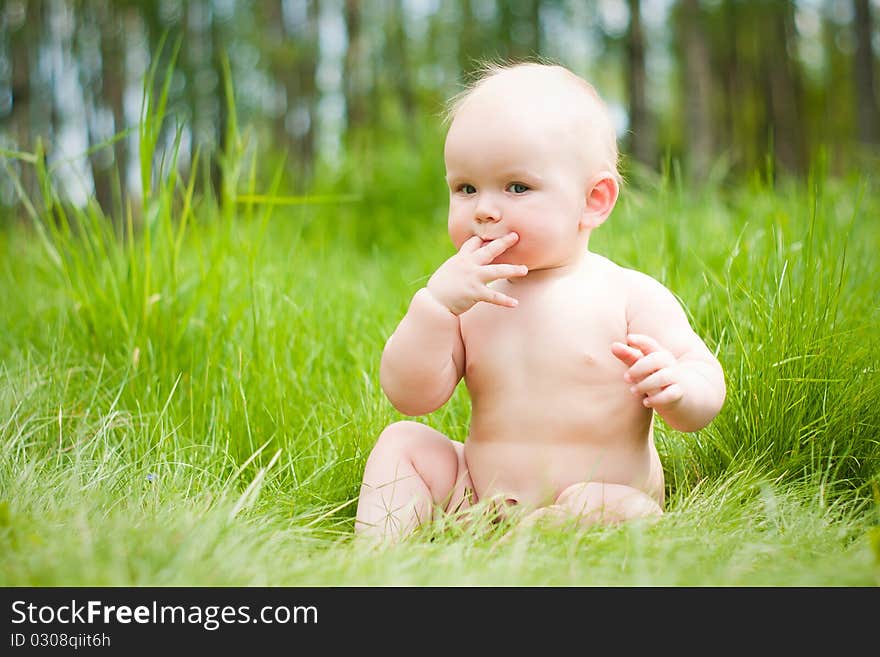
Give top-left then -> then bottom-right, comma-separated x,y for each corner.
1,0 -> 878,221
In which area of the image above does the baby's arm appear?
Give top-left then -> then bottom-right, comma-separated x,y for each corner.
381,232 -> 528,416
612,270 -> 726,432
380,288 -> 466,416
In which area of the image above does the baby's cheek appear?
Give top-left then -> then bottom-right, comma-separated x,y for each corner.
517,232 -> 564,267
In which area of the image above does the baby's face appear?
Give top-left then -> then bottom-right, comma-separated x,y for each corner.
444,85 -> 600,270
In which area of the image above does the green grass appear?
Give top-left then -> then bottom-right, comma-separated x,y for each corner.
2,96 -> 879,585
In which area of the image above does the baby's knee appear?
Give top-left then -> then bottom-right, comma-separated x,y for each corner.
370,421 -> 428,457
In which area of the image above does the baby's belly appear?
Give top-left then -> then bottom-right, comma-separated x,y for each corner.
463,402 -> 663,507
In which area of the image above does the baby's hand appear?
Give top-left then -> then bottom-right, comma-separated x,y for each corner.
611,334 -> 684,409
426,232 -> 529,315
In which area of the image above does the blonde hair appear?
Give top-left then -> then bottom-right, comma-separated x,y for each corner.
443,60 -> 621,185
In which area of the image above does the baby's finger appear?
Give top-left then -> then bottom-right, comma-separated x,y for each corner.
476,232 -> 519,263
478,286 -> 519,309
629,368 -> 676,395
626,351 -> 676,383
627,333 -> 665,355
643,384 -> 683,408
480,263 -> 529,283
611,342 -> 644,368
459,235 -> 485,254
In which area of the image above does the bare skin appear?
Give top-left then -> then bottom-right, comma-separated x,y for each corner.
355,64 -> 726,541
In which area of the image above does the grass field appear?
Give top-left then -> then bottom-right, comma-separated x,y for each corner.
2,119 -> 879,586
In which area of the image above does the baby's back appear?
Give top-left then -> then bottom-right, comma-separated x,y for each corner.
459,254 -> 663,506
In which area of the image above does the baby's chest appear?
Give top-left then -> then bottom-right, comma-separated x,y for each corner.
461,286 -> 627,388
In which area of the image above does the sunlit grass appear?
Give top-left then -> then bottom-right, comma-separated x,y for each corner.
1,65 -> 879,585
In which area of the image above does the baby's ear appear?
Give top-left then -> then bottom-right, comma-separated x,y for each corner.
581,174 -> 619,230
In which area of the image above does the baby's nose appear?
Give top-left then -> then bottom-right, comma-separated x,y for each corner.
474,198 -> 501,223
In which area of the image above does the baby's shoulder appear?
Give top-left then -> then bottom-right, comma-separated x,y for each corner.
589,255 -> 664,294
593,256 -> 679,310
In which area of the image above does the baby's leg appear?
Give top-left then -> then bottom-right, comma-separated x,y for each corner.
523,482 -> 662,529
354,421 -> 473,541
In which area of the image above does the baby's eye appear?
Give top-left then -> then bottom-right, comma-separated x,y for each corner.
508,183 -> 529,194
457,184 -> 476,195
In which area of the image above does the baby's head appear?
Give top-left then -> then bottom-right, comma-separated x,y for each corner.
443,62 -> 620,270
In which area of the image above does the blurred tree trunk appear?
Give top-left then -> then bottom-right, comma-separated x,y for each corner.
388,0 -> 416,140
264,1 -> 296,186
679,0 -> 714,181
267,0 -> 320,187
764,1 -> 806,175
9,4 -> 30,148
45,1 -> 62,161
343,0 -> 369,142
820,5 -> 855,173
77,1 -> 116,218
266,0 -> 289,156
720,0 -> 743,171
853,0 -> 879,146
211,7 -> 229,206
295,0 -> 320,185
625,0 -> 655,168
8,0 -> 36,213
185,1 -> 203,190
99,1 -> 127,220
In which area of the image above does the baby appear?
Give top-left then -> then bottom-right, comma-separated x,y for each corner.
354,62 -> 726,540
